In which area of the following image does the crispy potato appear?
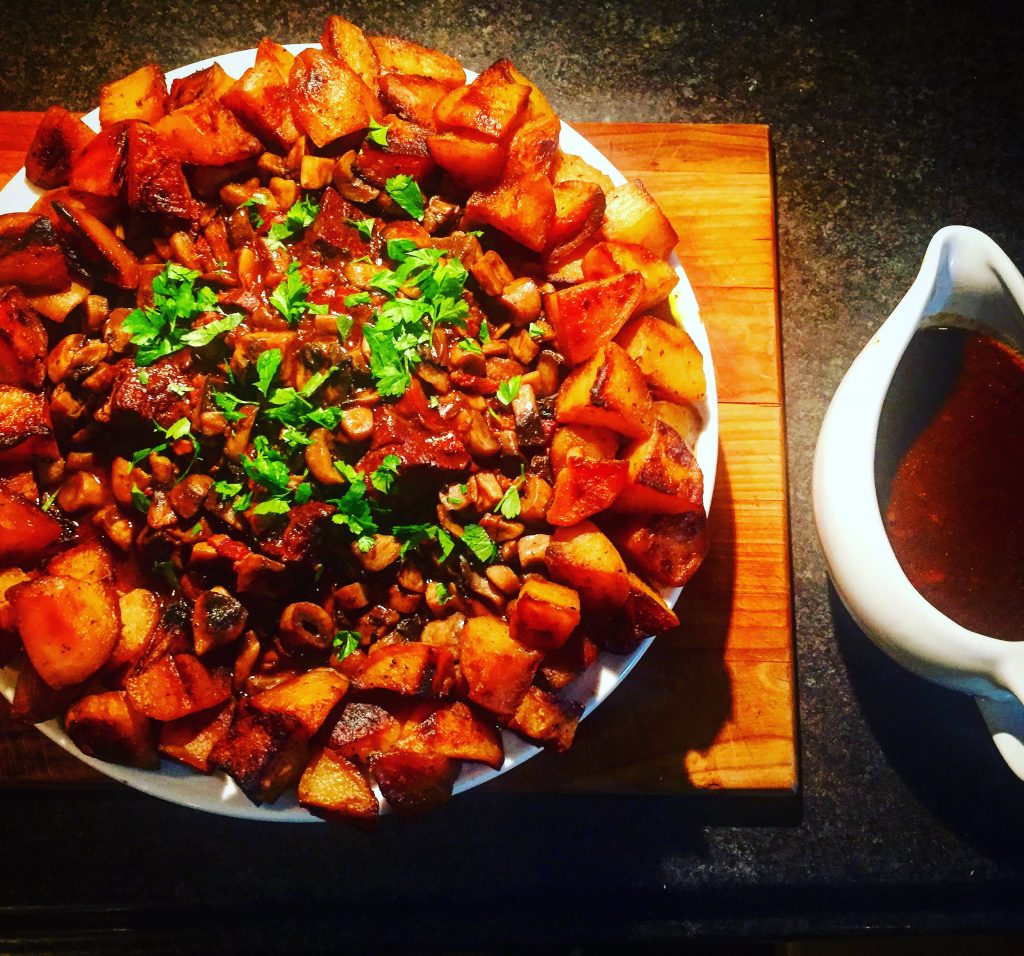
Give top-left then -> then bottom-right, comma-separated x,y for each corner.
380,73 -> 449,129
545,520 -> 630,610
459,615 -> 542,720
352,642 -> 433,696
601,179 -> 678,259
549,423 -> 620,473
612,420 -> 703,515
155,98 -> 261,166
508,576 -> 581,651
125,653 -> 232,721
623,571 -> 679,633
653,399 -> 702,450
545,272 -> 643,365
608,510 -> 710,588
397,700 -> 504,768
554,151 -> 616,193
327,701 -> 403,762
354,117 -> 435,187
0,288 -> 48,387
289,48 -> 382,148
0,214 -> 75,295
209,708 -> 309,804
435,60 -> 531,142
0,385 -> 54,465
51,200 -> 139,290
502,61 -> 557,123
165,64 -> 234,111
99,63 -> 167,127
46,539 -> 115,584
547,454 -> 629,526
221,39 -> 300,149
539,629 -> 599,691
370,750 -> 459,816
508,686 -> 582,751
251,667 -> 350,737
9,575 -> 120,689
582,240 -> 677,312
465,172 -> 555,252
299,747 -> 379,823
0,567 -> 30,631
427,130 -> 505,190
616,314 -> 707,404
125,123 -> 199,223
548,180 -> 606,250
10,655 -> 81,723
68,122 -> 130,198
106,588 -> 160,676
25,106 -> 95,189
554,342 -> 654,439
504,115 -> 560,182
64,690 -> 158,768
369,35 -> 465,88
320,15 -> 380,93
158,699 -> 235,772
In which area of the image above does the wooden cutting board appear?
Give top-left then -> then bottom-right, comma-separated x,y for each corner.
0,116 -> 796,794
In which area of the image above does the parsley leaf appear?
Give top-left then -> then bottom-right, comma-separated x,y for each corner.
211,389 -> 248,424
435,582 -> 451,605
336,314 -> 354,340
239,193 -> 268,228
385,174 -> 424,221
123,262 -> 224,367
180,312 -> 243,348
255,349 -> 282,396
460,523 -> 497,564
496,482 -> 521,520
333,630 -> 361,660
367,118 -> 389,148
270,262 -> 329,326
496,376 -> 522,406
346,218 -> 375,241
527,321 -> 544,339
458,338 -> 483,355
266,195 -> 319,248
370,454 -> 401,493
213,480 -> 243,500
252,498 -> 291,516
130,484 -> 151,515
344,292 -> 372,308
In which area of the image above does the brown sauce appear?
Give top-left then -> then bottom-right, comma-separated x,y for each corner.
884,328 -> 1024,641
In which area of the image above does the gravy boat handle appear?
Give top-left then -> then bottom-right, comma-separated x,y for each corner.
814,225 -> 1024,703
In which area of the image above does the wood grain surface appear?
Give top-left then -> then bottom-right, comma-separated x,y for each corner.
0,115 -> 796,794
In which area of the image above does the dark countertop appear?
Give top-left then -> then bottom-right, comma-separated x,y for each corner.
3,0 -> 1024,947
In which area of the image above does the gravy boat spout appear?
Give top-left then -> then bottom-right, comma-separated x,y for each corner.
813,225 -> 1024,779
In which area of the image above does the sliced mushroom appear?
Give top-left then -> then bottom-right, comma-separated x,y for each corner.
192,586 -> 249,655
279,601 -> 335,653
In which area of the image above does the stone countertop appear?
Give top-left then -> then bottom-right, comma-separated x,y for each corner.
2,0 -> 1024,946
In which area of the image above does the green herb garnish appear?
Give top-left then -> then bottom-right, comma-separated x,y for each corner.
385,174 -> 424,221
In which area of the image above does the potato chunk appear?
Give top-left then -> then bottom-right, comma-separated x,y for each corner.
612,420 -> 704,515
221,38 -> 300,149
0,216 -> 76,296
381,73 -> 449,129
608,510 -> 710,588
549,424 -> 620,473
320,15 -> 380,93
125,653 -> 232,721
155,98 -> 261,166
616,315 -> 707,404
398,701 -> 504,769
601,179 -> 678,259
99,63 -> 167,127
459,615 -> 542,721
158,699 -> 236,772
327,701 -> 402,762
370,750 -> 459,817
465,172 -> 555,252
508,576 -> 581,651
434,60 -> 531,142
582,240 -> 678,312
427,130 -> 505,190
251,668 -> 350,737
547,454 -> 629,526
545,272 -> 643,365
0,289 -> 47,388
369,35 -> 465,88
289,48 -> 382,148
209,708 -> 309,804
554,342 -> 654,439
25,106 -> 95,189
0,488 -> 63,564
0,384 -> 55,465
545,520 -> 630,610
9,575 -> 120,689
508,686 -> 583,751
64,690 -> 158,768
299,748 -> 379,823
352,642 -> 433,696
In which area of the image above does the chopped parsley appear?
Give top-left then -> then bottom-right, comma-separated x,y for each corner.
266,195 -> 319,249
495,466 -> 526,520
333,630 -> 361,661
255,349 -> 282,396
123,262 -> 236,367
435,582 -> 451,605
496,376 -> 522,406
239,193 -> 268,228
130,417 -> 198,468
369,454 -> 401,494
347,218 -> 375,241
270,262 -> 329,326
385,174 -> 424,221
367,119 -> 390,148
460,523 -> 498,564
130,484 -> 151,515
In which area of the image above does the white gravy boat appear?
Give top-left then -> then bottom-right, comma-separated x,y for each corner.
813,225 -> 1024,780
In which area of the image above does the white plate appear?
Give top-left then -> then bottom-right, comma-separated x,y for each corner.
0,47 -> 718,820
